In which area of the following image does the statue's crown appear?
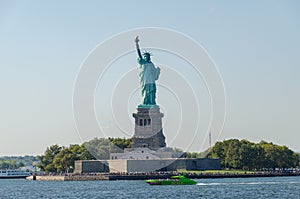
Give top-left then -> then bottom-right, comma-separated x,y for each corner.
142,50 -> 152,57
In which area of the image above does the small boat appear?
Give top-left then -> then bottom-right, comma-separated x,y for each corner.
0,170 -> 31,179
145,175 -> 197,185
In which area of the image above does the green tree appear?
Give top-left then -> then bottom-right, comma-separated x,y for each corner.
83,137 -> 132,160
206,139 -> 299,170
209,141 -> 225,166
83,138 -> 111,159
53,144 -> 95,172
0,161 -> 10,169
17,162 -> 25,168
252,144 -> 265,170
38,144 -> 62,172
109,137 -> 132,150
224,139 -> 242,169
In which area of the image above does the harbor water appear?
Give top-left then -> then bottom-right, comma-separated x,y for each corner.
0,176 -> 299,198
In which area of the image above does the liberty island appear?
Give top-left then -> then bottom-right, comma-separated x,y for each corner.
72,36 -> 220,173
26,37 -> 299,181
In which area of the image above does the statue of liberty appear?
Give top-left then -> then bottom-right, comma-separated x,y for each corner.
135,36 -> 160,106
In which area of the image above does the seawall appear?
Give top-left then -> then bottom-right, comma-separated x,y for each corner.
26,172 -> 300,181
26,175 -> 109,181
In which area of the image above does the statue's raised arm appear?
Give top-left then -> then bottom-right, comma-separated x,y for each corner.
135,36 -> 143,59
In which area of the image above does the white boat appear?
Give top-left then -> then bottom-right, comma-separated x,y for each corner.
0,170 -> 31,179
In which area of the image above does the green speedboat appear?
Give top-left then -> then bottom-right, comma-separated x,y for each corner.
145,175 -> 197,185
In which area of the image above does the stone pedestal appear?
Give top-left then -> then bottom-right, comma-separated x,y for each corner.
132,107 -> 166,149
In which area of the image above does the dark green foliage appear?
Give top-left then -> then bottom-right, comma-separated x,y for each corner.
108,137 -> 132,149
206,139 -> 299,170
38,144 -> 62,172
83,137 -> 132,160
83,138 -> 111,160
38,144 -> 95,172
38,137 -> 132,172
38,137 -> 298,172
52,144 -> 95,172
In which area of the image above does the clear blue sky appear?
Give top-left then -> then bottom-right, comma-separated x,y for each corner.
0,0 -> 299,155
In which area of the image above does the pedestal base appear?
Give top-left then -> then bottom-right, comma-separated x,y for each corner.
132,107 -> 166,149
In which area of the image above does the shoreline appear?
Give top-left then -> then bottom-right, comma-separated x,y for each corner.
26,172 -> 300,181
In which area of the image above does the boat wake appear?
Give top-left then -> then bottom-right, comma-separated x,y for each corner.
196,181 -> 300,186
196,182 -> 226,186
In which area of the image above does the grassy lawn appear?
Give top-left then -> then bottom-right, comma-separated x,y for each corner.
177,169 -> 255,174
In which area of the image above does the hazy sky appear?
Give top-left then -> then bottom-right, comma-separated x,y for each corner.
0,0 -> 299,155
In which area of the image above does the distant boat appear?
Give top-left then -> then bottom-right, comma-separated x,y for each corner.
145,175 -> 197,185
0,170 -> 31,179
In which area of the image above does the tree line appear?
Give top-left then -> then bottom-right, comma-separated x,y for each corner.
38,137 -> 299,172
0,156 -> 38,169
0,160 -> 24,169
38,137 -> 131,172
206,139 -> 299,170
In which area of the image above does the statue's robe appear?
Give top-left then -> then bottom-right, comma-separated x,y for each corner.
138,58 -> 160,105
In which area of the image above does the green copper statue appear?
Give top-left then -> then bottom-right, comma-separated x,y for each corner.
135,36 -> 161,106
